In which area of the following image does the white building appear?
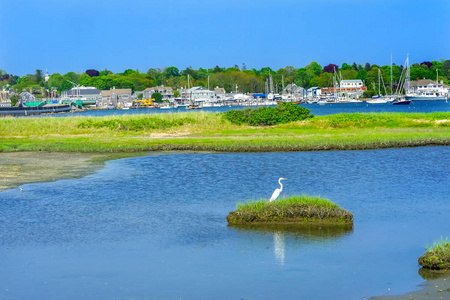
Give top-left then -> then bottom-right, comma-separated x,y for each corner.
340,79 -> 363,89
60,86 -> 101,105
143,86 -> 174,100
307,87 -> 322,99
409,79 -> 449,94
177,86 -> 217,101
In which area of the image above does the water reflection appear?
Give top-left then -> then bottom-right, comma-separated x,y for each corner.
274,231 -> 285,265
418,268 -> 450,280
231,224 -> 353,265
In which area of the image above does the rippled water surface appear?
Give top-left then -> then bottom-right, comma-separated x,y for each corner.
1,147 -> 449,299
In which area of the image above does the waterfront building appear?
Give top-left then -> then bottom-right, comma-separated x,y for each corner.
100,88 -> 132,108
0,89 -> 10,102
321,79 -> 367,98
340,79 -> 364,89
214,86 -> 226,94
306,87 -> 322,99
409,79 -> 449,94
177,86 -> 217,101
60,86 -> 101,106
143,86 -> 174,101
283,83 -> 305,99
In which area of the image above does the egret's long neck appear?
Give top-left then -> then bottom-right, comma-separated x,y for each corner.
279,179 -> 283,191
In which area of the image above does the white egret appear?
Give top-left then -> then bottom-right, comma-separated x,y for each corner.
269,178 -> 287,202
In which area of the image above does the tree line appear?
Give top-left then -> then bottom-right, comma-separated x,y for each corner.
1,59 -> 449,99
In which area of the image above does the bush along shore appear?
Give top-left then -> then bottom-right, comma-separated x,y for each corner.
226,195 -> 353,225
419,237 -> 450,270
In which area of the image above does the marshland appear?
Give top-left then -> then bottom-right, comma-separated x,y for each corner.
1,110 -> 449,153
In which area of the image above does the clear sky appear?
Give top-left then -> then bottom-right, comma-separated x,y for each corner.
1,0 -> 449,76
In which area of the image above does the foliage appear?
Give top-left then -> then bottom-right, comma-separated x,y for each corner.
323,64 -> 339,73
223,102 -> 313,126
10,94 -> 19,106
86,69 -> 100,77
152,92 -> 163,103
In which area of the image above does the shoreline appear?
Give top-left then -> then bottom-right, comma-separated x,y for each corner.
370,271 -> 450,300
0,152 -> 142,192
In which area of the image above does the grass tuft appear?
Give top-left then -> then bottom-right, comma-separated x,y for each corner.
419,237 -> 450,270
227,195 -> 353,225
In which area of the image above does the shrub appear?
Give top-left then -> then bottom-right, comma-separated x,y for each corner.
223,102 -> 313,126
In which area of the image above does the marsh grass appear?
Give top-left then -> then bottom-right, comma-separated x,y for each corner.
1,112 -> 449,152
419,237 -> 450,270
227,195 -> 353,225
425,237 -> 450,254
237,195 -> 339,212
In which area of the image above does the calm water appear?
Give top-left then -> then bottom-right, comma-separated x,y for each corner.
1,147 -> 450,299
40,100 -> 450,118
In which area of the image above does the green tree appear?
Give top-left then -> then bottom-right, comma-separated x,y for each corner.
341,63 -> 352,71
442,60 -> 450,77
165,66 -> 179,77
173,90 -> 180,97
305,61 -> 322,76
35,69 -> 43,83
356,69 -> 367,81
137,93 -> 143,99
152,92 -> 163,103
10,94 -> 20,106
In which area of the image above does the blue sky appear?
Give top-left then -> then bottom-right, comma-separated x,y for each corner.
1,0 -> 449,76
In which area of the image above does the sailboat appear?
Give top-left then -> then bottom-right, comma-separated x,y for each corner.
392,55 -> 412,105
367,69 -> 394,104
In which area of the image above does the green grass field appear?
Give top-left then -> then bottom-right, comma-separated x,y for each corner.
0,111 -> 449,153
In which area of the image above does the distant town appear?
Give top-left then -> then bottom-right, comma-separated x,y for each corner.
1,58 -> 449,111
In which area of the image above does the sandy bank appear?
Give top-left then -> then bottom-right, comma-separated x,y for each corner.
370,271 -> 450,300
0,152 -> 135,191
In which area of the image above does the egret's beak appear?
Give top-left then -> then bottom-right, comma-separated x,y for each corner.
282,178 -> 287,180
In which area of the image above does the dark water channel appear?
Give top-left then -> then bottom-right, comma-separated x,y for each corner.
1,147 -> 449,300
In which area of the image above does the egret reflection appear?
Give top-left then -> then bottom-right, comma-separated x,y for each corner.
274,231 -> 286,265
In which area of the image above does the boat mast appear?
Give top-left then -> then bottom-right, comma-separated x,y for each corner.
378,69 -> 381,96
390,53 -> 393,96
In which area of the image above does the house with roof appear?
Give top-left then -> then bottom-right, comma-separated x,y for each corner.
177,86 -> 217,101
283,83 -> 305,95
307,87 -> 322,99
0,89 -> 10,102
100,87 -> 132,108
340,79 -> 364,89
143,86 -> 174,101
60,86 -> 101,106
409,79 -> 449,93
